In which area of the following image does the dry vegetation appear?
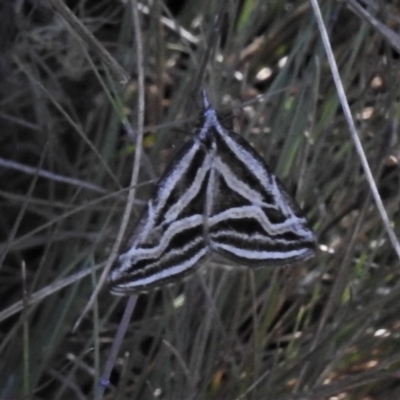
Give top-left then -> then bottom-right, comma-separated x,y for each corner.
1,0 -> 400,399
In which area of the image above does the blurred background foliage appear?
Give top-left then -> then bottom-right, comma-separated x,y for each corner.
1,0 -> 400,399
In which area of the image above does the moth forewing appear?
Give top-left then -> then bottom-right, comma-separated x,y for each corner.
108,138 -> 212,295
108,93 -> 316,295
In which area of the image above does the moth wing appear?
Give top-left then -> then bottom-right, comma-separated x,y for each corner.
208,125 -> 315,266
109,139 -> 212,294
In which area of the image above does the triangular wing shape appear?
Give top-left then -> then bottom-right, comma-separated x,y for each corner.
109,139 -> 212,294
109,92 -> 316,295
203,114 -> 315,266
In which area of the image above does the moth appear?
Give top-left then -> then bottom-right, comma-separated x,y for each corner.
109,92 -> 315,295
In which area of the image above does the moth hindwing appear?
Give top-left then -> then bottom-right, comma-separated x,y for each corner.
109,92 -> 316,295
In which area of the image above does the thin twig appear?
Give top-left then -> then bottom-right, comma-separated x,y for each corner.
96,295 -> 138,399
0,146 -> 48,269
94,1 -> 147,395
0,157 -> 108,194
74,0 -> 146,330
73,0 -> 144,331
46,0 -> 130,84
310,0 -> 400,262
0,262 -> 105,323
346,0 -> 400,54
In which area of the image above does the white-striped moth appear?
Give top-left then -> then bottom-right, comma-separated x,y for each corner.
109,92 -> 315,294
